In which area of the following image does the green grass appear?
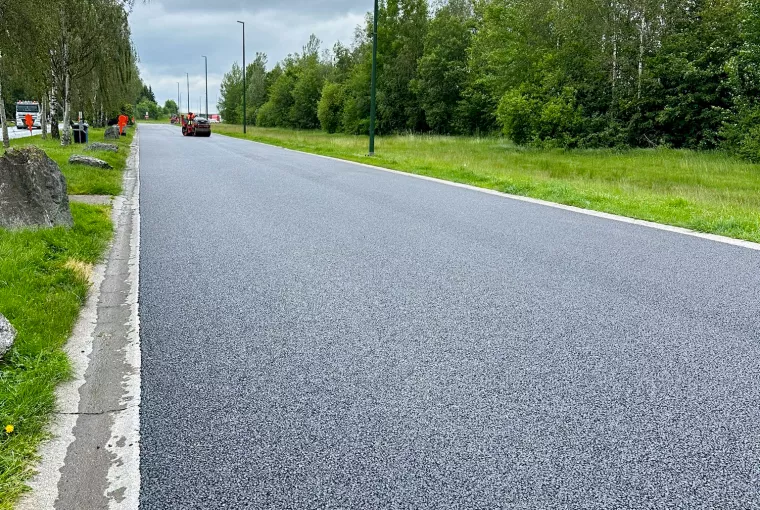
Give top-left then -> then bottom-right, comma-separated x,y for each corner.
0,127 -> 134,507
7,127 -> 134,195
0,204 -> 112,508
136,119 -> 172,125
214,124 -> 760,243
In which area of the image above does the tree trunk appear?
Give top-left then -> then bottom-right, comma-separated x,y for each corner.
61,71 -> 72,146
41,95 -> 48,140
0,71 -> 8,149
60,7 -> 71,146
50,92 -> 60,139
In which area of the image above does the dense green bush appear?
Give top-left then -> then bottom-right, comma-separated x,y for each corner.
317,82 -> 344,133
497,87 -> 580,146
256,102 -> 277,127
215,0 -> 760,161
722,105 -> 760,162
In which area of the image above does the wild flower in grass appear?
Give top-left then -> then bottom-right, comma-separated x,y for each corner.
5,424 -> 14,434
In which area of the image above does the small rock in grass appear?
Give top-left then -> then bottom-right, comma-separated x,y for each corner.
85,142 -> 118,153
104,126 -> 120,139
0,314 -> 16,358
69,155 -> 113,169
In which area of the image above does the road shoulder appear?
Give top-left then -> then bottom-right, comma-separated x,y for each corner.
17,129 -> 141,510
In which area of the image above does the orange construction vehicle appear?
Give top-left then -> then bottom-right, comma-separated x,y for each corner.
181,112 -> 211,137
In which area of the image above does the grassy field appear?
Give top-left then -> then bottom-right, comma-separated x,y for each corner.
0,129 -> 131,507
8,127 -> 134,195
215,124 -> 760,243
136,119 -> 172,125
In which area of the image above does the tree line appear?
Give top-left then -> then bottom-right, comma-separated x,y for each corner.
217,0 -> 760,160
134,83 -> 181,120
0,0 -> 140,147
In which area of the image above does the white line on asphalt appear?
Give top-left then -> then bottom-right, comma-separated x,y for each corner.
218,134 -> 760,252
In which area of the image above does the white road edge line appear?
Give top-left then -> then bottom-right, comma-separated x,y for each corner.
217,132 -> 760,252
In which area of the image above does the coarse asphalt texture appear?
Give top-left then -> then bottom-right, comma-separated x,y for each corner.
139,124 -> 760,509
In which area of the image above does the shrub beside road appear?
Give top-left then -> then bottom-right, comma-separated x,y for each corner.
214,124 -> 760,243
0,130 -> 133,508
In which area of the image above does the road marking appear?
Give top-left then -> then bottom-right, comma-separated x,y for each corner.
216,133 -> 760,252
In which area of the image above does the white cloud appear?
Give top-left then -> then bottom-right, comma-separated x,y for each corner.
129,1 -> 366,109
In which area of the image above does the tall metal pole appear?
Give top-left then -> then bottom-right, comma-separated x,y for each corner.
202,56 -> 208,118
237,20 -> 246,133
369,0 -> 378,155
177,82 -> 180,115
186,73 -> 190,114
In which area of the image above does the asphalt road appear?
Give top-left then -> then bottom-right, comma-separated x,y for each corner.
139,124 -> 760,509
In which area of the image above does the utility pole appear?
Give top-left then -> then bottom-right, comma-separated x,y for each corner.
177,82 -> 180,115
202,55 -> 209,118
186,73 -> 190,114
237,20 -> 246,133
369,0 -> 379,155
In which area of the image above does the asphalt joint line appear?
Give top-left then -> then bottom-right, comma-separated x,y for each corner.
54,406 -> 132,416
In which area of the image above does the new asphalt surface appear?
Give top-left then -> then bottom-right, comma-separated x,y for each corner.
138,124 -> 760,509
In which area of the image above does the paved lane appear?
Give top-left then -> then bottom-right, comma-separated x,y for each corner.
6,126 -> 40,140
4,124 -> 55,141
138,124 -> 760,509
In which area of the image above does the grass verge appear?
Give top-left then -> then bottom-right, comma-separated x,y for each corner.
214,124 -> 760,243
0,204 -> 112,508
7,127 -> 134,195
136,119 -> 170,125
0,128 -> 133,507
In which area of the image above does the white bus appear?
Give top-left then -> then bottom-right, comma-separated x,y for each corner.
15,101 -> 42,129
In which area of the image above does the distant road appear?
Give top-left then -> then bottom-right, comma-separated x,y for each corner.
5,124 -> 56,141
7,126 -> 40,140
138,123 -> 760,509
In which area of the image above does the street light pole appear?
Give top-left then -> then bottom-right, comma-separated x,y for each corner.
186,73 -> 190,114
369,0 -> 378,155
237,20 -> 246,134
177,82 -> 180,115
202,55 -> 208,118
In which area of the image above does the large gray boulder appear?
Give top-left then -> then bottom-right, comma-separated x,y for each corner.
0,314 -> 16,358
85,142 -> 118,153
104,126 -> 120,139
0,147 -> 73,229
69,154 -> 113,169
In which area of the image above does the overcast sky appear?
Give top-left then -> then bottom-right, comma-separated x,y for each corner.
129,1 -> 366,113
